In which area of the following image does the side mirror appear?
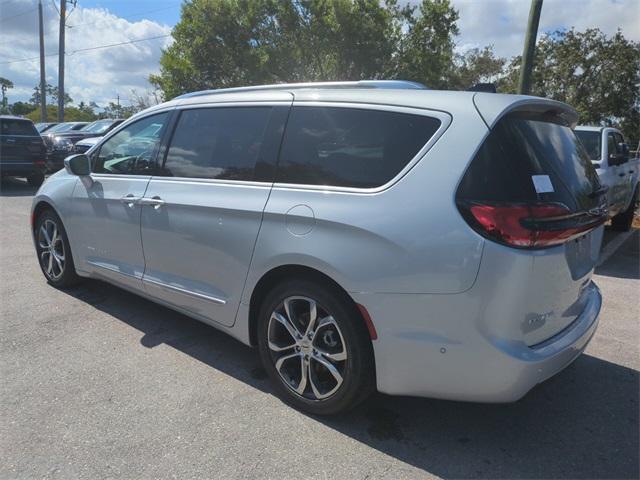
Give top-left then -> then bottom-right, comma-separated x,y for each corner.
64,154 -> 91,176
619,142 -> 630,155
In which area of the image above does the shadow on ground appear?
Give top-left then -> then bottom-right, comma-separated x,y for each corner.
60,279 -> 639,479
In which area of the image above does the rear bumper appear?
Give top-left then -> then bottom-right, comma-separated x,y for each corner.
352,282 -> 601,402
45,151 -> 71,171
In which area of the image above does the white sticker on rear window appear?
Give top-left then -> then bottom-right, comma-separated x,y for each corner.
531,175 -> 554,193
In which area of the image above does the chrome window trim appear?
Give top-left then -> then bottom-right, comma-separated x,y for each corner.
143,277 -> 227,305
272,101 -> 452,194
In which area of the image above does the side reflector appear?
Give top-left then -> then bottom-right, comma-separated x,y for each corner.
356,303 -> 378,340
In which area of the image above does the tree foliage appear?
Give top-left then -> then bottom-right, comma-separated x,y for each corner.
150,0 -> 472,97
499,28 -> 640,144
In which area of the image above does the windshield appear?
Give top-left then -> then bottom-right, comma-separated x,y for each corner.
81,120 -> 114,134
575,130 -> 601,161
48,123 -> 81,133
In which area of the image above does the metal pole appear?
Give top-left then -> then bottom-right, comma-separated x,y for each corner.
518,0 -> 543,95
57,0 -> 65,122
38,0 -> 47,122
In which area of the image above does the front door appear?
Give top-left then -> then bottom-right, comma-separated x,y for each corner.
140,102 -> 290,327
71,112 -> 170,290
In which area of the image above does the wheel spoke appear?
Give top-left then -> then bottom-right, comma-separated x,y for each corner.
312,355 -> 343,385
271,311 -> 300,342
39,225 -> 51,247
303,299 -> 318,337
315,346 -> 347,362
52,253 -> 64,275
51,224 -> 59,246
274,352 -> 300,374
295,356 -> 309,395
268,339 -> 295,352
47,250 -> 53,274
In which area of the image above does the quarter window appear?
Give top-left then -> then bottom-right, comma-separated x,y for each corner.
93,113 -> 168,175
161,107 -> 272,181
276,107 -> 441,188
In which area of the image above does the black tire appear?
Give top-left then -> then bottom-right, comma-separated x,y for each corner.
34,209 -> 81,288
27,172 -> 45,187
257,278 -> 375,415
610,187 -> 638,231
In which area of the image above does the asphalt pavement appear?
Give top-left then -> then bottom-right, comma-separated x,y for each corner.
1,178 -> 638,480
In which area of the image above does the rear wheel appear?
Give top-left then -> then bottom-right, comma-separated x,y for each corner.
257,279 -> 375,415
34,209 -> 80,288
610,187 -> 638,231
27,172 -> 44,187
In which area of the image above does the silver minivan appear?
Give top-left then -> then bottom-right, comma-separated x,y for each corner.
31,82 -> 606,414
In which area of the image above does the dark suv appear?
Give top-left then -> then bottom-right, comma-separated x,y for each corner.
0,116 -> 47,186
45,119 -> 124,171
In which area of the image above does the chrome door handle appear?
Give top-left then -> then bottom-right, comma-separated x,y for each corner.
138,196 -> 165,209
120,194 -> 140,207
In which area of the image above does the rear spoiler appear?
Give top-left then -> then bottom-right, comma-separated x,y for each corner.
472,93 -> 579,129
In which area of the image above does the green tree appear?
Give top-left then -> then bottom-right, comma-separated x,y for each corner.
448,46 -> 505,90
151,0 -> 421,98
30,84 -> 73,107
10,101 -> 36,116
1,77 -> 14,113
391,0 -> 459,88
499,28 -> 640,145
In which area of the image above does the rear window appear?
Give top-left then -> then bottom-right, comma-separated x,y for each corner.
1,119 -> 38,136
276,107 -> 441,188
575,130 -> 601,161
457,112 -> 601,211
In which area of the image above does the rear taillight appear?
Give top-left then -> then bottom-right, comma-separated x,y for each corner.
461,203 -> 604,249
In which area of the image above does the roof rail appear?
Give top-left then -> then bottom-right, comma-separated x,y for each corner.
174,80 -> 428,100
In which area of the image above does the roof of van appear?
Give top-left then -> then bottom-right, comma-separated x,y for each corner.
139,82 -> 579,129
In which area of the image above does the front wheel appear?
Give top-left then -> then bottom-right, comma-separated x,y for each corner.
610,187 -> 638,231
257,279 -> 375,415
34,209 -> 80,287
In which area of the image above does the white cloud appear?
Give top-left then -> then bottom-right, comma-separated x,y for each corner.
0,0 -> 172,107
452,0 -> 640,58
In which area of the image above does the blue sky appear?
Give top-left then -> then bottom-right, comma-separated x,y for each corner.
1,0 -> 638,108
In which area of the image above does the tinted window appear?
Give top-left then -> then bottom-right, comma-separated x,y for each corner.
0,119 -> 38,136
93,113 -> 168,175
162,107 -> 272,181
457,112 -> 601,211
575,130 -> 601,161
276,107 -> 441,188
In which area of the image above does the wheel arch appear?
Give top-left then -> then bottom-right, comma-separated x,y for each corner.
31,199 -> 59,233
247,264 -> 376,349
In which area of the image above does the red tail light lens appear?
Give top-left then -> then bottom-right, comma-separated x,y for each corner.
467,203 -> 600,248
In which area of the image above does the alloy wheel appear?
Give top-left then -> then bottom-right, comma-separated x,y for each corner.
38,219 -> 65,280
267,296 -> 348,401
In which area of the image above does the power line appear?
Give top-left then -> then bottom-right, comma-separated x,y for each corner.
0,33 -> 172,65
67,3 -> 181,30
0,6 -> 37,23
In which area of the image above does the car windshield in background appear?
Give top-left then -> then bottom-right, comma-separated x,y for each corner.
47,123 -> 81,133
0,119 -> 38,136
575,130 -> 601,161
81,120 -> 114,134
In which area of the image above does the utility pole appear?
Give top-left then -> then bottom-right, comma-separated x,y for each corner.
38,0 -> 47,122
518,0 -> 543,95
116,93 -> 120,117
57,0 -> 66,122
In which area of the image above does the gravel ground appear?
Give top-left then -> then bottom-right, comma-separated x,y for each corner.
1,178 -> 638,480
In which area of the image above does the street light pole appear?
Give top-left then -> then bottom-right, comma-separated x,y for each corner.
518,0 -> 543,95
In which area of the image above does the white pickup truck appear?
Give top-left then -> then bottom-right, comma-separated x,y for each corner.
575,126 -> 639,230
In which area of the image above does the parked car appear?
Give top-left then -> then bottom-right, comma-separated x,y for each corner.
575,126 -> 639,230
45,119 -> 124,172
0,116 -> 47,186
34,122 -> 59,133
73,136 -> 102,154
31,82 -> 606,415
